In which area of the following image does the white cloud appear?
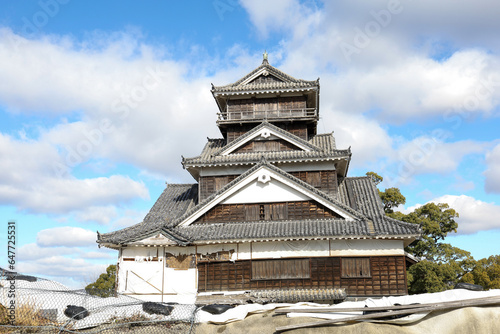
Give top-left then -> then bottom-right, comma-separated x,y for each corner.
0,28 -> 222,179
324,111 -> 393,167
17,229 -> 115,288
405,195 -> 500,234
484,143 -> 500,193
240,0 -> 321,39
74,206 -> 118,225
37,226 -> 97,247
18,243 -> 79,261
17,256 -> 107,288
241,1 -> 500,123
394,138 -> 485,175
328,51 -> 500,122
0,132 -> 149,215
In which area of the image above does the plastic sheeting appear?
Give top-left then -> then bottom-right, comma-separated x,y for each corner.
286,289 -> 500,324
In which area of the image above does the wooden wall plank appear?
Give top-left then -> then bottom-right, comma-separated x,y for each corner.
197,255 -> 408,296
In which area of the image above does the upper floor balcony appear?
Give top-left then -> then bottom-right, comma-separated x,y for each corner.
217,107 -> 318,125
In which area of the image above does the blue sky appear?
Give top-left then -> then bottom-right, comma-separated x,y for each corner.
1,0 -> 500,288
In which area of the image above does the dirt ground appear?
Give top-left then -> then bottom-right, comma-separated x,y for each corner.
194,306 -> 500,334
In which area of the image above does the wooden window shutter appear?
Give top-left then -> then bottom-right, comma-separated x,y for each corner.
341,258 -> 371,278
306,172 -> 321,187
245,204 -> 260,221
252,259 -> 310,280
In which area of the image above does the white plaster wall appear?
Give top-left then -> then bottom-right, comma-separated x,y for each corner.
251,240 -> 330,258
122,247 -> 159,258
329,239 -> 405,256
237,243 -> 251,260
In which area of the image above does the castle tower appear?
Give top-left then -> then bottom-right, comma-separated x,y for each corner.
98,54 -> 420,304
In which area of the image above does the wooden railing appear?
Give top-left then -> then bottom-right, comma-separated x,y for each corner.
217,108 -> 317,122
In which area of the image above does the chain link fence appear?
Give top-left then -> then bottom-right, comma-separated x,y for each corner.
0,271 -> 199,333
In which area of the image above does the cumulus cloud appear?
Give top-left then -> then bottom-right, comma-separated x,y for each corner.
18,243 -> 79,261
74,206 -> 118,225
394,138 -> 486,175
16,227 -> 117,287
17,256 -> 108,288
0,28 -> 220,179
0,133 -> 149,215
241,0 -> 321,39
241,1 -> 500,123
37,226 -> 96,247
324,111 -> 393,167
405,195 -> 500,234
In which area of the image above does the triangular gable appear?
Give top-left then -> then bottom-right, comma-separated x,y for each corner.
219,122 -> 321,156
240,67 -> 289,86
222,176 -> 310,204
248,73 -> 284,85
127,231 -> 178,246
178,164 -> 360,227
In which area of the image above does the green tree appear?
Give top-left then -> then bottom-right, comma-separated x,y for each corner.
85,264 -> 117,297
367,171 -> 480,294
365,172 -> 406,214
403,203 -> 459,259
366,171 -> 383,185
462,255 -> 500,290
379,187 -> 406,214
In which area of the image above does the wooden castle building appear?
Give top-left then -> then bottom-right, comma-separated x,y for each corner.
97,54 -> 421,304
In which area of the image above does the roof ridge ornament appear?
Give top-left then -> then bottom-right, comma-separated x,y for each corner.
262,50 -> 269,65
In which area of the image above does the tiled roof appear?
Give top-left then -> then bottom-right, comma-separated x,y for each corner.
98,165 -> 420,246
174,160 -> 367,227
182,129 -> 347,168
174,218 -> 372,243
212,61 -> 318,94
215,121 -> 323,155
183,149 -> 350,167
338,177 -> 421,236
97,184 -> 197,245
310,133 -> 336,150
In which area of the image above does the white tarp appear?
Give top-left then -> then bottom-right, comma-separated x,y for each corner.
286,288 -> 500,324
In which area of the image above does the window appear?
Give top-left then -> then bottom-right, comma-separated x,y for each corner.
252,259 -> 310,280
341,258 -> 371,278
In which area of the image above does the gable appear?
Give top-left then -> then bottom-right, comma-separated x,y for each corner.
127,232 -> 178,246
248,73 -> 283,84
239,67 -> 290,86
178,164 -> 359,227
233,138 -> 301,154
222,177 -> 310,204
220,124 -> 317,156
